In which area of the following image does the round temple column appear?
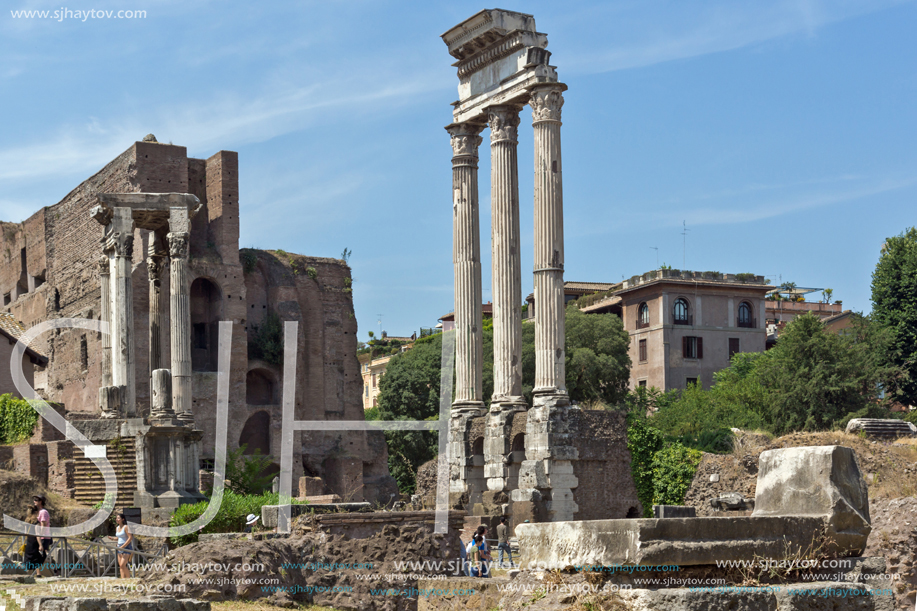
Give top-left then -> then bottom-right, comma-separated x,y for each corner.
447,122 -> 486,414
147,238 -> 166,377
168,230 -> 194,424
488,105 -> 526,410
530,85 -> 568,398
109,208 -> 136,416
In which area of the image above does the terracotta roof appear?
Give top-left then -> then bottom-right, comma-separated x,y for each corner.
440,303 -> 493,321
821,310 -> 854,325
0,313 -> 47,362
564,281 -> 616,293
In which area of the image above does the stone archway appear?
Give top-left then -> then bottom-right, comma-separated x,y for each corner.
246,368 -> 276,405
239,410 -> 271,457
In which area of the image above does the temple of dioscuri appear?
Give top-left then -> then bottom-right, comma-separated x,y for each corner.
442,9 -> 642,529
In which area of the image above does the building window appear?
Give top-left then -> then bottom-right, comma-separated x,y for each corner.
372,374 -> 376,388
738,302 -> 754,328
79,335 -> 88,371
674,298 -> 691,325
682,336 -> 703,359
638,339 -> 647,362
637,303 -> 650,329
193,323 -> 208,349
729,338 -> 740,358
364,385 -> 369,398
686,377 -> 699,387
638,380 -> 647,388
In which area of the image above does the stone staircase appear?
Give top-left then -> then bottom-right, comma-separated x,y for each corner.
845,418 -> 917,439
72,437 -> 138,507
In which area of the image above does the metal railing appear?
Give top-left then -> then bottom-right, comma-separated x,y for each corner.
673,314 -> 693,325
0,531 -> 167,578
737,317 -> 757,328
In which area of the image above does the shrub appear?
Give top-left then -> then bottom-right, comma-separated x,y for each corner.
169,491 -> 307,547
0,394 -> 40,444
651,443 -> 702,506
240,249 -> 258,274
248,312 -> 284,365
223,444 -> 276,495
626,417 -> 665,517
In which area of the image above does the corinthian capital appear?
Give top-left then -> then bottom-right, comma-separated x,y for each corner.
147,256 -> 165,286
487,106 -> 521,144
530,87 -> 564,123
106,232 -> 134,259
446,123 -> 485,158
98,254 -> 110,276
167,232 -> 190,260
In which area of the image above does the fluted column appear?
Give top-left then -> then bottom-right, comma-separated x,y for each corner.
447,122 -> 487,413
530,85 -> 567,398
147,234 -> 166,377
488,105 -> 526,410
168,207 -> 194,424
108,207 -> 136,416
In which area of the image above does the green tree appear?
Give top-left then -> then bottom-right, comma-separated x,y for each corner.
521,305 -> 631,405
223,444 -> 276,495
871,227 -> 917,406
563,305 -> 632,405
753,313 -> 886,434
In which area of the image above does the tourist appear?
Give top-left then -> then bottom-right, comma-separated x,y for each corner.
23,506 -> 44,571
496,516 -> 513,569
467,534 -> 484,577
243,513 -> 259,533
475,525 -> 491,577
33,496 -> 52,561
110,514 -> 133,578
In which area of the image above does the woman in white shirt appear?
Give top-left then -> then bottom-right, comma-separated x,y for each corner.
109,514 -> 133,578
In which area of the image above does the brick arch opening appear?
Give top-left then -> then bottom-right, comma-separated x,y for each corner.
191,277 -> 223,372
239,410 -> 271,457
246,368 -> 276,405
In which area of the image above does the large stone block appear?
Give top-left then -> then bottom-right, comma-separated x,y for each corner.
752,445 -> 870,553
515,516 -> 827,567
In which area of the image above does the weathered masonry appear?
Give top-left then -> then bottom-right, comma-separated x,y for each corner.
0,137 -> 397,506
442,10 -> 641,531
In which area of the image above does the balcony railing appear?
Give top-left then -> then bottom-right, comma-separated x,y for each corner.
673,315 -> 693,326
737,317 -> 757,328
636,319 -> 650,330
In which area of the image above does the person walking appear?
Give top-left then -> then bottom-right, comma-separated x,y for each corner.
496,516 -> 513,569
23,506 -> 44,571
466,534 -> 484,577
109,514 -> 134,578
32,496 -> 52,566
475,526 -> 491,577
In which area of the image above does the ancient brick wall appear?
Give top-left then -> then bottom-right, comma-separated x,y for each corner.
0,138 -> 397,505
13,444 -> 48,487
570,410 -> 642,520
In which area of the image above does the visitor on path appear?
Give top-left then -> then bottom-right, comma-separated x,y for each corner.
243,514 -> 259,533
496,516 -> 513,569
467,534 -> 484,577
475,525 -> 491,577
33,496 -> 52,562
23,506 -> 45,571
110,514 -> 134,578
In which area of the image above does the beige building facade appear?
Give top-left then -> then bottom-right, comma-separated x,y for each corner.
583,270 -> 771,391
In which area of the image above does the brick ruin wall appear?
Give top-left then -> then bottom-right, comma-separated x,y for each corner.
0,140 -> 397,504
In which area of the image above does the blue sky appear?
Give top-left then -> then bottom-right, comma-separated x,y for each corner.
2,1 -> 915,341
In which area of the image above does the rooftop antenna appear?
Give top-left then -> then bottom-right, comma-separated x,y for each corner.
681,221 -> 689,269
649,246 -> 659,268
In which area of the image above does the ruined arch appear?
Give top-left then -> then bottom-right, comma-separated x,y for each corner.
246,368 -> 276,405
238,410 -> 271,457
191,277 -> 223,372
